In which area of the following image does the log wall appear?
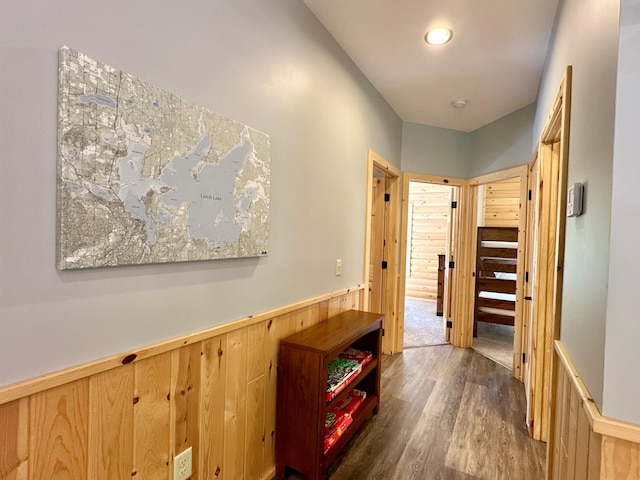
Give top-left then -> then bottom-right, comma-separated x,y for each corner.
405,182 -> 452,300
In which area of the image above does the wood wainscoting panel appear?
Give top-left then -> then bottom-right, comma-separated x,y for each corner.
245,375 -> 266,480
29,380 -> 89,480
0,286 -> 362,480
549,341 -> 601,480
171,343 -> 202,479
88,364 -> 134,479
199,334 -> 227,479
133,352 -> 172,480
601,436 -> 640,479
0,398 -> 29,480
223,326 -> 249,480
551,339 -> 640,480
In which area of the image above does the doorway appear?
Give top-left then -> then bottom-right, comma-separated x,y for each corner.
471,178 -> 522,370
403,181 -> 455,348
397,173 -> 466,353
465,167 -> 529,379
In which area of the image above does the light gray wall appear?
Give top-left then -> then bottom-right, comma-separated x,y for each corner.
400,122 -> 470,178
0,0 -> 402,386
604,0 -> 640,424
468,103 -> 536,178
402,106 -> 535,179
533,0 -> 619,410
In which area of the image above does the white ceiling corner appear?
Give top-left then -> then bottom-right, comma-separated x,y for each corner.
303,0 -> 559,132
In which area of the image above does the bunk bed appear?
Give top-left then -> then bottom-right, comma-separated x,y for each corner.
474,227 -> 518,337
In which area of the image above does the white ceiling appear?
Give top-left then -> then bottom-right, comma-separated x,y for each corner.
303,0 -> 560,132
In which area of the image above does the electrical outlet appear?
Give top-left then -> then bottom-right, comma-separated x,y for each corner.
174,446 -> 192,480
335,259 -> 342,276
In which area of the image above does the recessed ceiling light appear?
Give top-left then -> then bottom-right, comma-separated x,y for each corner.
425,27 -> 453,46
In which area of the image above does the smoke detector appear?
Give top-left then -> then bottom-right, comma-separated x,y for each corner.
451,99 -> 468,109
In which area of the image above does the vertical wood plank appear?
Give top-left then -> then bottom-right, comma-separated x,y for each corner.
263,317 -> 279,472
246,322 -> 266,383
0,398 -> 29,480
317,299 -> 330,323
327,295 -> 345,318
278,311 -> 297,340
574,403 -> 591,480
224,327 -> 248,480
30,380 -> 89,480
587,428 -> 601,480
559,373 -> 572,480
200,335 -> 227,479
295,307 -> 313,333
133,353 -> 171,480
348,290 -> 360,311
550,362 -> 566,480
601,436 -> 640,480
171,343 -> 202,479
244,376 -> 266,480
307,303 -> 321,327
88,364 -> 134,479
566,377 -> 580,479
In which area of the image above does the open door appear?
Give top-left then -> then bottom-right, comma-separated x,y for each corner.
363,150 -> 400,354
368,176 -> 387,315
523,154 -> 539,431
443,187 -> 459,342
524,66 -> 572,443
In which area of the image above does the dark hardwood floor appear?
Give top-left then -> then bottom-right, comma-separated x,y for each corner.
280,345 -> 546,480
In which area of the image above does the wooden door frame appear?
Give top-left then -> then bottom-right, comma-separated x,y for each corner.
535,66 -> 571,450
363,149 -> 401,354
397,172 -> 466,353
523,152 -> 539,420
465,166 -> 529,378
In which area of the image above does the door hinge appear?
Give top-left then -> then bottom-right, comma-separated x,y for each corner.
382,328 -> 385,336
528,189 -> 532,201
381,261 -> 388,270
451,201 -> 457,209
384,193 -> 390,202
522,353 -> 526,363
525,271 -> 529,282
449,261 -> 455,269
524,296 -> 532,301
446,320 -> 453,328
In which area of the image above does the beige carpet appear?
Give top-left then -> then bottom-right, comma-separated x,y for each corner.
472,322 -> 514,370
403,298 -> 447,348
404,298 -> 514,370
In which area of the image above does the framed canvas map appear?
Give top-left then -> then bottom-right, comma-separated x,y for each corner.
57,47 -> 270,269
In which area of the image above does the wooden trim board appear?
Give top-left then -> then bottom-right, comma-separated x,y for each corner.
0,285 -> 364,406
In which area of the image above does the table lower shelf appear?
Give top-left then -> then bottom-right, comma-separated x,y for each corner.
323,393 -> 379,466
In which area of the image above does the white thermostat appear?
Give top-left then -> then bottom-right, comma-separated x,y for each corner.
567,182 -> 584,217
